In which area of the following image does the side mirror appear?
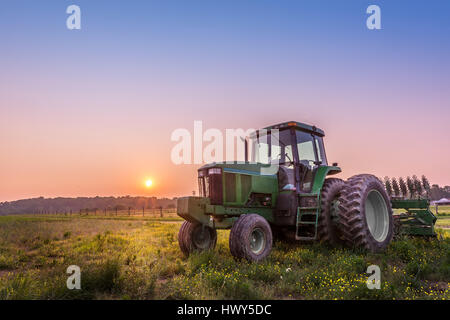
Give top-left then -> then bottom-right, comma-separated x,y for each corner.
332,162 -> 338,167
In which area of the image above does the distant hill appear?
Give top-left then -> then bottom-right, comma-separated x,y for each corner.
0,196 -> 177,215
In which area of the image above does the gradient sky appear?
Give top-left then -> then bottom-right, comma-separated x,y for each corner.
1,0 -> 449,202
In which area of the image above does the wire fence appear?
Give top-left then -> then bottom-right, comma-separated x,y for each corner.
31,207 -> 178,218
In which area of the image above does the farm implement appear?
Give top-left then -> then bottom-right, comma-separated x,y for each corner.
392,199 -> 437,237
177,121 -> 437,262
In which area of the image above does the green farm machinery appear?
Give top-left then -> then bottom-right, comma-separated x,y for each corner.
392,199 -> 436,237
177,121 -> 437,262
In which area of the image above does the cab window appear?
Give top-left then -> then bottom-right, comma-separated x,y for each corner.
251,130 -> 293,166
296,131 -> 317,168
314,137 -> 328,165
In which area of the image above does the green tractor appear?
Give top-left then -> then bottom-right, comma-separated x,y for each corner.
177,121 -> 436,262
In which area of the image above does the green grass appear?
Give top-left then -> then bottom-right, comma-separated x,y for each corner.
436,217 -> 450,228
0,214 -> 448,300
435,206 -> 450,229
432,205 -> 450,216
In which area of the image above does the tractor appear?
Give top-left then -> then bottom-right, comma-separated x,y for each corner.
177,121 -> 436,262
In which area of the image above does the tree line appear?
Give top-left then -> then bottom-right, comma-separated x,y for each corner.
382,175 -> 450,200
0,196 -> 177,215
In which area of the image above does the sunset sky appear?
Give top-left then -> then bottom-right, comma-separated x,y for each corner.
1,1 -> 449,202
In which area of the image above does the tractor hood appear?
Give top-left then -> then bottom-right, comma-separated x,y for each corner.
199,162 -> 276,176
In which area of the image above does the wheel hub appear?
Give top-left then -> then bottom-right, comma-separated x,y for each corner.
365,190 -> 389,242
249,228 -> 266,254
193,227 -> 211,249
330,198 -> 340,223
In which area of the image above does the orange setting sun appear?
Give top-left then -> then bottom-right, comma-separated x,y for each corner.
145,179 -> 153,188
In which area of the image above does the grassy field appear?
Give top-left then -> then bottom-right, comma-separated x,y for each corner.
0,212 -> 449,300
430,204 -> 450,216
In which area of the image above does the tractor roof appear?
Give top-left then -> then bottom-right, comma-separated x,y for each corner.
262,121 -> 325,136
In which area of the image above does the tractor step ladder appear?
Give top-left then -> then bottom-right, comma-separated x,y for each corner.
295,193 -> 320,241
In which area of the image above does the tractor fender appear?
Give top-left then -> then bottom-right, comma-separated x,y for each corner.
311,166 -> 342,194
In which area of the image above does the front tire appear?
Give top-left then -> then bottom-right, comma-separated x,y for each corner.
178,221 -> 217,256
229,214 -> 273,262
338,174 -> 394,252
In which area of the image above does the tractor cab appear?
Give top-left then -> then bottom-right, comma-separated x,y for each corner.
248,121 -> 332,193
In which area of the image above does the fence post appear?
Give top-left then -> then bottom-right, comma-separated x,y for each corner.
159,206 -> 163,218
143,206 -> 145,216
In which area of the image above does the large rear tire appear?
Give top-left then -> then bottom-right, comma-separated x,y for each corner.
338,174 -> 394,252
317,178 -> 345,245
229,214 -> 273,262
178,221 -> 217,256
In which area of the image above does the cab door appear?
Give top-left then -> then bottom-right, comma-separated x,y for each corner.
292,130 -> 320,193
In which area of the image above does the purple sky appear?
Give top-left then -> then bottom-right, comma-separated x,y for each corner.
1,1 -> 449,201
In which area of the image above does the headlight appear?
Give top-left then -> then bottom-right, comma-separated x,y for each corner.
208,168 -> 221,175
